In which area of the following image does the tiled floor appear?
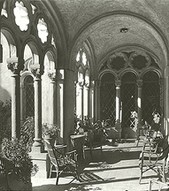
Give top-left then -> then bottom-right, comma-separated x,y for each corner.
31,141 -> 169,191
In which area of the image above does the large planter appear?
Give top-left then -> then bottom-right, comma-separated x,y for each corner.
7,172 -> 32,191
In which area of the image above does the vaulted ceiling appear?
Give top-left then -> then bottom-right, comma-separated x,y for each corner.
41,0 -> 169,70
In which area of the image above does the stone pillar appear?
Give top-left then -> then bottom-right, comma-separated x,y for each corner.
7,57 -> 24,138
137,80 -> 143,125
0,1 -> 3,63
81,84 -> 84,121
56,70 -> 64,143
63,69 -> 75,149
0,44 -> 2,63
89,81 -> 95,123
31,65 -> 43,147
94,80 -> 100,121
164,66 -> 169,135
136,79 -> 143,140
83,85 -> 89,118
115,80 -> 121,139
48,70 -> 57,125
76,83 -> 83,119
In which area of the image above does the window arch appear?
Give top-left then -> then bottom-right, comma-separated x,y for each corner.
75,49 -> 91,121
24,75 -> 34,118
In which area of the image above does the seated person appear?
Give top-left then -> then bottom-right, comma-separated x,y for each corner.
150,112 -> 164,152
151,112 -> 163,139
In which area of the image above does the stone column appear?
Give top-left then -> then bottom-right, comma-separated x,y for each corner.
0,1 -> 3,63
136,79 -> 143,141
63,69 -> 75,149
81,84 -> 84,121
56,70 -> 64,143
137,80 -> 143,125
164,66 -> 169,135
0,44 -> 2,63
31,65 -> 43,147
115,80 -> 121,139
48,70 -> 57,125
94,80 -> 100,121
83,85 -> 89,118
76,83 -> 83,119
7,57 -> 24,138
89,81 -> 95,123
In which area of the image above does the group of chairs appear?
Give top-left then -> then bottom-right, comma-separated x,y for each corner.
45,120 -> 169,189
44,124 -> 107,185
138,127 -> 169,190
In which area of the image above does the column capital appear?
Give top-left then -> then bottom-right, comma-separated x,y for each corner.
137,79 -> 143,87
7,57 -> 24,74
84,81 -> 90,88
48,69 -> 57,81
115,80 -> 121,87
90,81 -> 95,89
30,64 -> 43,79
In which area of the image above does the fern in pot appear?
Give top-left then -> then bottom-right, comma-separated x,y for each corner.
1,137 -> 38,191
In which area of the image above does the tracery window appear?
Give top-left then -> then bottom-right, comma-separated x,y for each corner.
75,49 -> 90,120
1,0 -> 57,127
13,1 -> 29,31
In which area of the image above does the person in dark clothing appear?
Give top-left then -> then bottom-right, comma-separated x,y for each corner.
151,112 -> 162,136
151,112 -> 164,152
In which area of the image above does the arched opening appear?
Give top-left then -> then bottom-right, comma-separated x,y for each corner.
142,71 -> 161,125
100,73 -> 116,124
121,72 -> 137,138
24,75 -> 34,118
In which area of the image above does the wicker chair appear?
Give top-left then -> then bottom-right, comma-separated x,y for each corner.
139,136 -> 169,184
45,140 -> 79,185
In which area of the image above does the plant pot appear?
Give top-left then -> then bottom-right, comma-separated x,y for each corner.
7,172 -> 32,191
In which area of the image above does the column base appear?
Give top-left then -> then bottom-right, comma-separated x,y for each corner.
32,139 -> 43,152
115,122 -> 122,139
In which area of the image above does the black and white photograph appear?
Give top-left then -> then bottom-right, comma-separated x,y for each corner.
0,0 -> 169,190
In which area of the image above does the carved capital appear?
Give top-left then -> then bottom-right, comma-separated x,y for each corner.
115,80 -> 121,87
7,57 -> 24,74
137,80 -> 143,87
30,64 -> 42,79
78,81 -> 84,87
48,70 -> 57,81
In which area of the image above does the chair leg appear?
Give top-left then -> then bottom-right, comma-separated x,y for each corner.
139,171 -> 143,184
46,154 -> 50,178
56,172 -> 59,185
49,164 -> 53,178
139,152 -> 144,184
148,180 -> 152,191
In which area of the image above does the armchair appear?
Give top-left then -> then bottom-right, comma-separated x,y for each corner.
45,140 -> 79,185
139,136 -> 169,184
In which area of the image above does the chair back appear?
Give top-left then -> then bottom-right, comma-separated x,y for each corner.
45,140 -> 58,167
158,136 -> 169,160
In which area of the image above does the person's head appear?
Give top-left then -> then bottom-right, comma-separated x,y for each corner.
153,112 -> 160,124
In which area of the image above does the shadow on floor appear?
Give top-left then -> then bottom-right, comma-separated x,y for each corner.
33,145 -> 148,191
84,149 -> 141,164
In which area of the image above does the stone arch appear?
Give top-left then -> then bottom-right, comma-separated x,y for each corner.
70,11 -> 168,78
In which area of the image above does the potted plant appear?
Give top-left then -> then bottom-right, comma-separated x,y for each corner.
1,137 -> 38,191
42,123 -> 60,145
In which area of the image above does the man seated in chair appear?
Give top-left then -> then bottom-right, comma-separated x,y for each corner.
150,112 -> 165,153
